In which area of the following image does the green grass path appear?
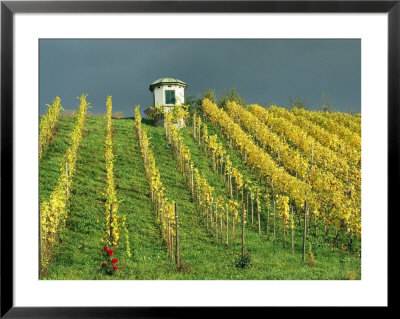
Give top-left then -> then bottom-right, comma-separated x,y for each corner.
111,118 -> 176,279
46,117 -> 108,279
39,116 -> 76,204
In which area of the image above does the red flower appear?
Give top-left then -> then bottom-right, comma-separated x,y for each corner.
101,263 -> 107,268
111,259 -> 118,264
113,265 -> 118,270
103,246 -> 108,251
107,249 -> 113,256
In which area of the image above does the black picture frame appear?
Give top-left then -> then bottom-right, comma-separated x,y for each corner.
1,0 -> 396,317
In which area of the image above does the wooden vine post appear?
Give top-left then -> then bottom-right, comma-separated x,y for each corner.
206,201 -> 209,231
266,203 -> 270,239
257,192 -> 261,234
241,203 -> 246,258
314,212 -> 318,238
39,206 -> 43,277
175,202 -> 180,269
246,189 -> 249,219
210,197 -> 214,232
302,142 -> 313,262
265,193 -> 270,239
281,198 -> 287,249
226,203 -> 229,248
190,165 -> 194,200
167,221 -> 170,254
215,202 -> 218,240
273,198 -> 276,243
232,210 -> 236,251
271,180 -> 276,243
291,205 -> 295,255
251,190 -> 254,227
197,116 -> 201,144
220,208 -> 223,244
193,113 -> 196,140
65,162 -> 69,196
302,200 -> 308,263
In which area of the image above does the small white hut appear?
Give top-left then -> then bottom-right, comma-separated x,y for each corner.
149,77 -> 187,126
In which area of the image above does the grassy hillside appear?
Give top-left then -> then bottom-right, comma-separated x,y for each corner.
39,116 -> 361,280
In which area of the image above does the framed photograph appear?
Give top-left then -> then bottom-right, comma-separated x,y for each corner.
1,0 -> 395,316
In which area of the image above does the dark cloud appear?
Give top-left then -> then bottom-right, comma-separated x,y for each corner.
39,39 -> 361,116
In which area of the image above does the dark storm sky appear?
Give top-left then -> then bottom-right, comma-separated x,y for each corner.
39,39 -> 361,117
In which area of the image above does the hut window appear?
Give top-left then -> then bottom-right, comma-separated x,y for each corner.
165,90 -> 176,104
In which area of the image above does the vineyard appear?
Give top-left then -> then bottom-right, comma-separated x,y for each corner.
39,95 -> 361,280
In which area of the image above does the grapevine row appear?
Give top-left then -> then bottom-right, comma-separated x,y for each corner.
250,104 -> 361,219
104,96 -> 131,259
225,102 -> 357,233
193,113 -> 296,248
291,107 -> 361,150
193,113 -> 244,201
227,102 -> 309,180
268,106 -> 360,169
203,99 -> 312,208
324,111 -> 361,135
166,112 -> 246,252
39,94 -> 89,276
247,104 -> 361,196
254,103 -> 360,239
202,99 -> 360,251
39,96 -> 63,159
135,106 -> 178,260
202,99 -> 312,252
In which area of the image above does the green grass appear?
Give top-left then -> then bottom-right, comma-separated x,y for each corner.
39,116 -> 76,204
39,116 -> 361,280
